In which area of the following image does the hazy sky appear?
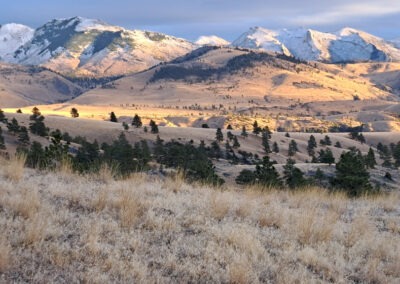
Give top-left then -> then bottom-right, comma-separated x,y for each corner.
1,0 -> 400,40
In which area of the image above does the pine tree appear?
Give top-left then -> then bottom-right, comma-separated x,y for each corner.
7,118 -> 20,135
324,135 -> 332,146
253,120 -> 261,135
334,141 -> 342,148
0,126 -> 6,150
288,140 -> 298,157
332,149 -> 373,197
18,126 -> 30,145
132,114 -> 142,128
227,124 -> 233,130
262,130 -> 271,154
254,156 -> 282,188
149,120 -> 159,134
235,169 -> 256,185
365,147 -> 377,169
392,142 -> 400,167
0,109 -> 6,122
143,126 -> 148,133
285,132 -> 290,138
110,112 -> 118,122
227,131 -> 234,141
318,148 -> 335,165
122,122 -> 129,131
272,142 -> 279,153
16,109 -> 22,114
283,158 -> 307,189
232,136 -> 240,148
241,126 -> 248,138
29,108 -> 47,136
70,108 -> 79,118
307,135 -> 317,156
215,128 -> 224,142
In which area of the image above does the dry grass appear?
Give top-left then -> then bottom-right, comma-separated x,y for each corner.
2,153 -> 26,182
0,160 -> 399,283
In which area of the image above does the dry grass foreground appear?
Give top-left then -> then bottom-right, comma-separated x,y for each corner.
0,157 -> 399,283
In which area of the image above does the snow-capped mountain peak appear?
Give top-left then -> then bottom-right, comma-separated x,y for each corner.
232,26 -> 400,63
2,16 -> 195,76
195,35 -> 230,46
0,23 -> 34,59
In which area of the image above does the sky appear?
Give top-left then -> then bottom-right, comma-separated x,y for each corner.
1,0 -> 400,41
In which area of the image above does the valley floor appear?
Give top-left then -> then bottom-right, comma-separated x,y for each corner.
0,158 -> 399,283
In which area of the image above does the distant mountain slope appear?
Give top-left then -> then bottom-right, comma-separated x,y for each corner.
72,47 -> 393,107
2,17 -> 195,77
0,23 -> 34,59
0,62 -> 82,107
232,27 -> 400,63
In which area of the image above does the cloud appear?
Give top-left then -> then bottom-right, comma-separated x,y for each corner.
290,1 -> 400,25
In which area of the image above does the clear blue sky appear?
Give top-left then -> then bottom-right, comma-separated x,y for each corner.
1,0 -> 399,40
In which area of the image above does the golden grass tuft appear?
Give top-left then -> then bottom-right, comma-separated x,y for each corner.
116,186 -> 145,228
0,239 -> 11,273
3,153 -> 26,182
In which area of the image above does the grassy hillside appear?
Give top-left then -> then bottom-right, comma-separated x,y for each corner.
0,158 -> 399,283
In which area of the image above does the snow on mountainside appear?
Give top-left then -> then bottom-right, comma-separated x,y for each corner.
232,26 -> 400,63
390,38 -> 400,49
3,17 -> 195,76
0,23 -> 34,59
195,35 -> 230,46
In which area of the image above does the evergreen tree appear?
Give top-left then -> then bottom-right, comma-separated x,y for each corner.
103,132 -> 135,176
18,126 -> 30,145
227,131 -> 234,141
288,140 -> 298,156
7,118 -> 20,135
272,141 -> 279,153
235,169 -> 256,185
262,130 -> 271,154
379,145 -> 392,168
16,109 -> 22,114
132,114 -> 143,128
241,126 -> 248,138
307,135 -> 317,156
110,112 -> 118,122
70,108 -> 79,118
0,126 -> 6,150
254,156 -> 282,188
143,126 -> 148,133
215,128 -> 224,142
332,149 -> 373,197
364,147 -> 377,169
285,132 -> 290,138
25,141 -> 47,169
283,158 -> 307,189
324,135 -> 332,146
149,120 -> 159,134
334,141 -> 342,148
232,136 -> 240,149
227,124 -> 233,130
392,142 -> 400,167
210,141 -> 222,159
263,126 -> 272,139
318,148 -> 335,165
0,109 -> 6,123
29,108 -> 47,136
314,168 -> 325,184
122,122 -> 129,131
253,120 -> 261,135
154,135 -> 165,162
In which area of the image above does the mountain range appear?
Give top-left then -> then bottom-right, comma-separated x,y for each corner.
1,17 -> 400,77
